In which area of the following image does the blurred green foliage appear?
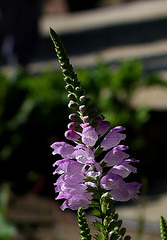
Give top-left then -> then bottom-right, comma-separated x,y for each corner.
78,60 -> 167,129
0,60 -> 167,194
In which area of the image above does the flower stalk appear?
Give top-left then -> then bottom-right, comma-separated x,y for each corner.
50,28 -> 141,240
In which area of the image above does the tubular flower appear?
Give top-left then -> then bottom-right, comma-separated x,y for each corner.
100,172 -> 142,202
100,126 -> 126,151
81,124 -> 98,146
104,145 -> 129,167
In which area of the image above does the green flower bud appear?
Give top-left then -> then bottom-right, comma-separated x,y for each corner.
79,95 -> 87,103
62,68 -> 70,76
75,86 -> 84,96
64,77 -> 72,84
67,93 -> 77,101
65,84 -> 74,92
68,100 -> 79,110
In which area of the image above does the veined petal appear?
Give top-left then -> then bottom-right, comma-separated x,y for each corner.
100,172 -> 123,190
82,125 -> 98,146
72,144 -> 94,164
65,130 -> 81,142
96,121 -> 110,137
50,141 -> 74,158
100,126 -> 126,151
104,145 -> 129,167
108,159 -> 137,178
109,181 -> 142,202
82,160 -> 103,178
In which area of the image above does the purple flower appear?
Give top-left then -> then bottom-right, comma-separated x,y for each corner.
81,124 -> 98,146
108,159 -> 138,178
51,142 -> 74,158
53,159 -> 83,175
100,172 -> 123,190
110,181 -> 142,202
53,159 -> 94,211
125,182 -> 142,200
56,191 -> 93,210
51,122 -> 141,209
92,116 -> 103,127
104,145 -> 129,167
100,126 -> 126,151
82,160 -> 102,178
100,172 -> 141,202
68,122 -> 79,130
96,121 -> 110,137
65,130 -> 81,142
72,144 -> 94,164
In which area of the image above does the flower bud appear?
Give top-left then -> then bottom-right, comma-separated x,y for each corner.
68,100 -> 79,110
79,105 -> 87,114
88,108 -> 97,117
65,130 -> 81,142
82,116 -> 90,123
96,121 -> 110,137
65,84 -> 74,92
69,113 -> 81,122
64,77 -> 72,84
62,69 -> 70,76
67,93 -> 77,101
75,87 -> 84,96
68,122 -> 79,130
68,122 -> 82,132
92,116 -> 103,127
79,95 -> 87,103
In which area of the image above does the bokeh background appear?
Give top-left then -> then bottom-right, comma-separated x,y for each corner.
0,0 -> 167,239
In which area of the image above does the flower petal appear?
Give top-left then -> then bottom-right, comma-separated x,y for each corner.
104,145 -> 129,167
100,126 -> 126,151
82,125 -> 98,146
50,141 -> 74,158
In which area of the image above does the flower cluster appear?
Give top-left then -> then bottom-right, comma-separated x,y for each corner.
49,27 -> 141,213
51,118 -> 141,210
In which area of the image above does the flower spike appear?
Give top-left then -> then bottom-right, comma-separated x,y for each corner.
78,206 -> 92,240
160,216 -> 167,240
50,28 -> 97,124
49,27 -> 78,84
50,28 -> 141,240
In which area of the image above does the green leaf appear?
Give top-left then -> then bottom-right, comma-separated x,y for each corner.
94,233 -> 104,240
89,201 -> 101,209
93,220 -> 105,233
90,209 -> 101,218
